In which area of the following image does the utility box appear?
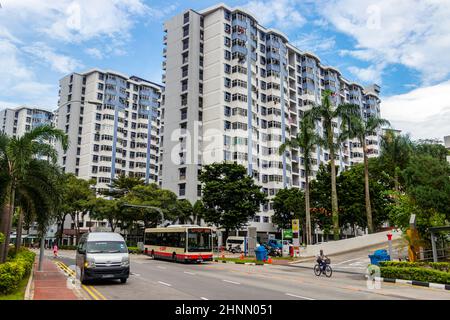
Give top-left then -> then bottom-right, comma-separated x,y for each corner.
247,227 -> 257,257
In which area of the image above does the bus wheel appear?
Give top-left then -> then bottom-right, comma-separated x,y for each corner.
172,253 -> 177,262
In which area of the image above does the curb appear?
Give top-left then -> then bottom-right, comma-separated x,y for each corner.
366,275 -> 450,291
214,260 -> 266,266
24,262 -> 36,300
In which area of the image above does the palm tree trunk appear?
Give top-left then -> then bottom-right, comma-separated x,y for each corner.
0,182 -> 16,263
15,207 -> 23,253
363,140 -> 373,233
329,143 -> 339,240
305,174 -> 312,246
394,167 -> 399,193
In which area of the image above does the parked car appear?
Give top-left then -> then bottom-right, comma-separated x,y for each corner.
76,232 -> 130,284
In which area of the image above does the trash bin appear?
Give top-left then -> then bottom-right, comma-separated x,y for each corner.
255,246 -> 268,261
368,249 -> 391,265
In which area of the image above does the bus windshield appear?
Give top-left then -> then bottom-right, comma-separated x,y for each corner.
187,228 -> 212,252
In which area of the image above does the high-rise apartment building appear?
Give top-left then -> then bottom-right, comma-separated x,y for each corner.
56,68 -> 163,193
160,4 -> 382,235
0,106 -> 54,137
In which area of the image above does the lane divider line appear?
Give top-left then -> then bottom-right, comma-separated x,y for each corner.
183,271 -> 196,275
200,297 -> 208,300
222,279 -> 241,285
158,281 -> 172,287
54,261 -> 107,300
285,293 -> 315,300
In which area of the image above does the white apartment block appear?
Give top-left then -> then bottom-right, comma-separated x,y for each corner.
160,4 -> 382,236
56,69 -> 163,193
0,106 -> 54,137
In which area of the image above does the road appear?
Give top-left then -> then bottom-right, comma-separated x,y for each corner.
42,250 -> 450,300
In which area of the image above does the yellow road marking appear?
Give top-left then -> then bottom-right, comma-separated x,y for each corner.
54,261 -> 107,300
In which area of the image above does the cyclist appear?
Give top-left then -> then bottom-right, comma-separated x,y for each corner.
316,250 -> 329,271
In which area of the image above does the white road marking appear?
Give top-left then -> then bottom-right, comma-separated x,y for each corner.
157,266 -> 167,269
131,273 -> 141,276
222,279 -> 241,285
158,281 -> 172,287
184,271 -> 196,275
285,293 -> 315,300
200,297 -> 208,300
334,258 -> 363,265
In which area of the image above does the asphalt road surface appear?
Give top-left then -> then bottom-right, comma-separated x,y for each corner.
45,250 -> 450,300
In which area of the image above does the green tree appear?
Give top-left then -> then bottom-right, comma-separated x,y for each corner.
414,139 -> 448,162
123,183 -> 178,227
172,199 -> 194,224
0,125 -> 68,263
198,162 -> 267,240
90,198 -> 122,232
309,163 -> 333,235
279,115 -> 319,245
347,114 -> 390,233
337,161 -> 390,233
306,90 -> 360,239
59,174 -> 96,244
272,188 -> 305,230
379,131 -> 413,191
192,200 -> 206,226
101,174 -> 144,199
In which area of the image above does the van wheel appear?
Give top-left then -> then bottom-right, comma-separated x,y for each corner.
120,278 -> 127,284
80,270 -> 88,285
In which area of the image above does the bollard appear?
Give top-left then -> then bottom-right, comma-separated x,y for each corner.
387,233 -> 393,260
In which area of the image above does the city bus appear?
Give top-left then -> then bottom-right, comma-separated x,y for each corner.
144,225 -> 213,263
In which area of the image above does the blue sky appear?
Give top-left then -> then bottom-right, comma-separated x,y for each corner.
1,0 -> 449,140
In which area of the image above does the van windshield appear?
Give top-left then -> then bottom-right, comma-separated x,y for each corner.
87,241 -> 127,253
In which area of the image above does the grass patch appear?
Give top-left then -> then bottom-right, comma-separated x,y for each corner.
0,274 -> 30,300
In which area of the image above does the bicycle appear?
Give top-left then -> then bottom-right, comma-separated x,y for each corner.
314,258 -> 332,277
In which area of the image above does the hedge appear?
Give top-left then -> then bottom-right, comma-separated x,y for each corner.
0,248 -> 36,295
127,247 -> 143,254
380,266 -> 450,285
379,261 -> 450,273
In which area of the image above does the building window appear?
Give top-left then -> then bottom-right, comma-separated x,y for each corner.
183,12 -> 189,24
254,215 -> 260,223
263,216 -> 269,223
224,50 -> 231,61
97,93 -> 103,100
179,183 -> 186,196
224,77 -> 231,88
182,38 -> 189,50
224,92 -> 231,102
224,63 -> 231,74
224,36 -> 231,47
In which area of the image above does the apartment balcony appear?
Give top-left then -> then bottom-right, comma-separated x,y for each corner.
267,51 -> 280,60
266,39 -> 280,48
232,44 -> 247,56
232,32 -> 247,41
232,18 -> 247,29
267,63 -> 281,72
106,77 -> 117,85
304,60 -> 316,68
324,74 -> 335,81
302,71 -> 315,80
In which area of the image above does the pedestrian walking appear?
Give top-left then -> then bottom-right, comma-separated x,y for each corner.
53,244 -> 59,258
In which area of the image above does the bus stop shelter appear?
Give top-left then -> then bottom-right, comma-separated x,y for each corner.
429,226 -> 450,262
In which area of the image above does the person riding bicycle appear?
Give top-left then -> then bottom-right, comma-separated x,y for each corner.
316,250 -> 329,270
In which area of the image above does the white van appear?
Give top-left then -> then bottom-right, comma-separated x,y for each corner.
76,232 -> 130,284
226,236 -> 245,251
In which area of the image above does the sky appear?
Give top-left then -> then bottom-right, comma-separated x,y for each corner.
0,0 -> 449,140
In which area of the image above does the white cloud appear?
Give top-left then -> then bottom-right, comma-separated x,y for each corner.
348,63 -> 386,84
381,80 -> 450,140
23,42 -> 83,74
291,33 -> 335,54
320,0 -> 450,84
85,47 -> 103,59
241,0 -> 306,30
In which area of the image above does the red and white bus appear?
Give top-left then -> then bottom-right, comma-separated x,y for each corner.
144,225 -> 213,263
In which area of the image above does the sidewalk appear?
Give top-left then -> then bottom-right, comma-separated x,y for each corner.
31,257 -> 81,300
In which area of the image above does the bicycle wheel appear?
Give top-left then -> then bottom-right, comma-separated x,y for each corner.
313,264 -> 321,276
325,265 -> 333,277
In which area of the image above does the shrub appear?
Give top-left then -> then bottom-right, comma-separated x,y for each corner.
0,248 -> 35,294
127,247 -> 142,254
379,261 -> 450,273
380,266 -> 450,285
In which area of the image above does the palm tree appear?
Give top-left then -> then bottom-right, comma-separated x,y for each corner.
0,125 -> 68,263
279,115 -> 320,245
306,90 -> 360,240
380,131 -> 413,192
347,114 -> 390,233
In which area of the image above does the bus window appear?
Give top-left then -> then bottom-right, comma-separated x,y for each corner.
187,229 -> 212,252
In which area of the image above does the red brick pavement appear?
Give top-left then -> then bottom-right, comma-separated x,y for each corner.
32,258 -> 80,300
